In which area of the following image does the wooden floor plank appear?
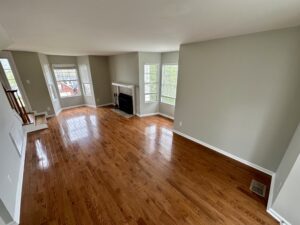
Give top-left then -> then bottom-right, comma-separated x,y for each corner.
20,106 -> 278,225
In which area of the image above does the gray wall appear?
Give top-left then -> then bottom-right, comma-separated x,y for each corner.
77,56 -> 96,106
109,53 -> 140,114
174,26 -> 300,172
138,52 -> 161,115
0,84 -> 23,222
12,51 -> 55,115
38,53 -> 61,115
89,56 -> 112,106
48,55 -> 84,108
273,122 -> 300,201
159,51 -> 179,118
272,154 -> 300,224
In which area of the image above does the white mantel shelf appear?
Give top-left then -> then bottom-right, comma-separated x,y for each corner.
112,82 -> 135,88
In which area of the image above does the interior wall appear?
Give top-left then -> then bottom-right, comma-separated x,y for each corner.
174,26 -> 300,172
272,155 -> 300,224
109,53 -> 140,114
38,53 -> 61,115
11,51 -> 55,115
138,52 -> 161,115
159,51 -> 179,118
273,122 -> 300,202
77,56 -> 96,106
89,56 -> 112,106
47,55 -> 84,108
0,84 -> 24,222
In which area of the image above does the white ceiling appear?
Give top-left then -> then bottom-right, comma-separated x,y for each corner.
0,0 -> 300,55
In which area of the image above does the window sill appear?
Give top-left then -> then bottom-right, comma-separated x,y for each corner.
59,95 -> 82,99
160,102 -> 175,107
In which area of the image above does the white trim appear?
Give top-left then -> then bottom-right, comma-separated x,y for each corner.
61,104 -> 85,110
172,129 -> 274,176
267,208 -> 291,225
84,104 -> 97,108
137,112 -> 159,117
267,174 -> 276,210
158,113 -> 174,120
97,103 -> 113,107
13,130 -> 27,224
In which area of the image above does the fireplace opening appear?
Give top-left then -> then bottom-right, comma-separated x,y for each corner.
118,93 -> 133,114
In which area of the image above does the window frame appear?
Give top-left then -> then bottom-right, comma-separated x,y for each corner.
160,63 -> 178,106
144,64 -> 159,103
52,66 -> 82,98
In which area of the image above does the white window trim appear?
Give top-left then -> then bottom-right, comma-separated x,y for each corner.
144,64 -> 159,103
160,63 -> 178,106
52,66 -> 82,98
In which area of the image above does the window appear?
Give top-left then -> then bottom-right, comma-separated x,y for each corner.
161,64 -> 178,105
0,58 -> 25,105
144,64 -> 159,102
53,68 -> 81,97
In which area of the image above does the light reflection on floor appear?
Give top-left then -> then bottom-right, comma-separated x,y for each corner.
35,139 -> 49,169
159,127 -> 173,161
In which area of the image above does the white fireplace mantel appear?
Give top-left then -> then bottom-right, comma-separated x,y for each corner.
112,82 -> 136,115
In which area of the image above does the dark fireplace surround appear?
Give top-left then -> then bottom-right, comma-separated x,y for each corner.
118,93 -> 133,114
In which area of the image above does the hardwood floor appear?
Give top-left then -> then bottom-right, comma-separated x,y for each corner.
21,106 -> 278,225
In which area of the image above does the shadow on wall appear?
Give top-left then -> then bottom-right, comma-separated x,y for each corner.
0,199 -> 12,225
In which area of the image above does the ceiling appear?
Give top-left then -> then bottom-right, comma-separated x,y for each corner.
0,0 -> 300,55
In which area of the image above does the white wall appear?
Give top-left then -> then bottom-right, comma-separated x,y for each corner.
77,56 -> 96,106
138,52 -> 161,115
38,53 -> 61,115
0,84 -> 25,223
272,155 -> 300,224
109,53 -> 140,114
174,26 -> 300,172
159,51 -> 179,118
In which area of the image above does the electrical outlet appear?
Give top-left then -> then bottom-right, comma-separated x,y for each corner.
26,80 -> 31,84
179,121 -> 183,127
47,107 -> 51,111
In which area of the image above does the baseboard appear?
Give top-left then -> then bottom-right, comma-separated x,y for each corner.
85,104 -> 97,108
137,112 -> 159,117
158,113 -> 174,120
13,131 -> 27,224
137,112 -> 174,120
267,208 -> 291,225
97,103 -> 113,107
61,104 -> 86,111
172,129 -> 274,176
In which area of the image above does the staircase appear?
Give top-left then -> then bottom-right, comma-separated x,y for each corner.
3,85 -> 48,132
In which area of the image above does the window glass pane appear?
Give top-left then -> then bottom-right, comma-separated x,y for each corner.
144,64 -> 159,102
145,94 -> 158,102
54,68 -> 81,97
161,96 -> 176,105
145,83 -> 158,94
161,65 -> 178,105
0,58 -> 25,106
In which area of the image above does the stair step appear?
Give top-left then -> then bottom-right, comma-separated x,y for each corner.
27,113 -> 35,124
35,114 -> 47,125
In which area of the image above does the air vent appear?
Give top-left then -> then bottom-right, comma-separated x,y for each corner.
250,179 -> 266,197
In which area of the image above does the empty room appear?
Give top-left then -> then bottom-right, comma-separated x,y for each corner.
0,0 -> 299,224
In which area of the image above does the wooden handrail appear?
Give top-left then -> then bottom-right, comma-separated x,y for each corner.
4,87 -> 30,125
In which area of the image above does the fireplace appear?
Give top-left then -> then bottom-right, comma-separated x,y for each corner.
118,93 -> 133,114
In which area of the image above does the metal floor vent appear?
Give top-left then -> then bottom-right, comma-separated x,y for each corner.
250,179 -> 266,197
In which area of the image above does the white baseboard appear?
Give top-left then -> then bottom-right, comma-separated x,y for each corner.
85,104 -> 97,108
137,112 -> 174,120
61,104 -> 85,111
97,103 -> 113,107
158,113 -> 174,120
137,112 -> 159,117
172,129 -> 274,176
